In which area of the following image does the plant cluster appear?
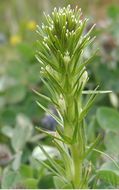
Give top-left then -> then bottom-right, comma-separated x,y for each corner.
35,5 -> 112,188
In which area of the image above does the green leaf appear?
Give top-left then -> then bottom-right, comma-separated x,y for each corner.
91,148 -> 119,170
38,144 -> 65,176
46,69 -> 64,94
36,127 -> 64,142
32,89 -> 52,102
32,145 -> 66,182
56,125 -> 72,144
53,176 -> 66,189
82,90 -> 112,94
74,19 -> 88,47
78,88 -> 98,124
39,175 -> 55,189
62,183 -> 73,189
104,132 -> 119,156
75,50 -> 98,76
32,150 -> 60,177
11,124 -> 27,152
20,164 -> 33,178
40,77 -> 56,98
1,125 -> 14,138
5,85 -> 26,104
83,134 -> 102,159
36,101 -> 63,127
1,108 -> 16,125
100,162 -> 119,175
12,151 -> 22,170
53,140 -> 73,180
1,169 -> 21,189
22,178 -> 38,189
11,114 -> 33,152
32,145 -> 59,161
96,107 -> 119,132
97,162 -> 119,187
37,51 -> 59,72
97,170 -> 119,187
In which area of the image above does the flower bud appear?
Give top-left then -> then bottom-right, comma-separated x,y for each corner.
58,94 -> 66,114
63,54 -> 70,65
82,71 -> 88,80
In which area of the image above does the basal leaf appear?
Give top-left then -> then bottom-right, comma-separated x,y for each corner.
96,107 -> 119,132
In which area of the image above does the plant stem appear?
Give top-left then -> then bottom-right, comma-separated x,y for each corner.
71,143 -> 82,188
64,87 -> 85,188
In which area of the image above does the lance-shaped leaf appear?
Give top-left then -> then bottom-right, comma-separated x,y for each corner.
73,19 -> 88,48
33,89 -> 52,103
53,140 -> 73,180
78,87 -> 99,124
40,77 -> 56,99
74,50 -> 98,76
36,101 -> 63,127
83,134 -> 102,159
36,127 -> 65,143
56,125 -> 72,144
37,52 -> 59,72
38,144 -> 66,177
46,70 -> 64,95
82,90 -> 112,94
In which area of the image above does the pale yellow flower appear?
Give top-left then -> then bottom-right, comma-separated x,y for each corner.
10,35 -> 22,45
27,20 -> 37,31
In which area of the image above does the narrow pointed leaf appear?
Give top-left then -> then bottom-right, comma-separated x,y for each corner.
36,101 -> 63,127
33,89 -> 52,102
82,90 -> 112,94
83,134 -> 102,159
38,144 -> 66,176
36,127 -> 65,143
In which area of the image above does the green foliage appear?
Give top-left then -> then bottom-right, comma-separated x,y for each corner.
97,162 -> 119,188
1,165 -> 39,189
1,169 -> 22,189
104,132 -> 119,156
96,107 -> 119,132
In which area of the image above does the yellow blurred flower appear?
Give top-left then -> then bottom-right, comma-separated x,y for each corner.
10,35 -> 22,45
26,20 -> 37,31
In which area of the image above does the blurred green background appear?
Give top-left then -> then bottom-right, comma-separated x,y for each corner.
0,0 -> 119,189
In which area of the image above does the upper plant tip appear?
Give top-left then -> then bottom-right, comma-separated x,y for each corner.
67,4 -> 71,8
54,7 -> 57,12
92,23 -> 96,29
43,11 -> 46,16
36,25 -> 40,29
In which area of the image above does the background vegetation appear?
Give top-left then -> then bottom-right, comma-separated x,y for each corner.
0,0 -> 119,188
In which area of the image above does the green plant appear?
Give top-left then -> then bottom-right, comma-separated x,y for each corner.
35,5 -> 112,188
